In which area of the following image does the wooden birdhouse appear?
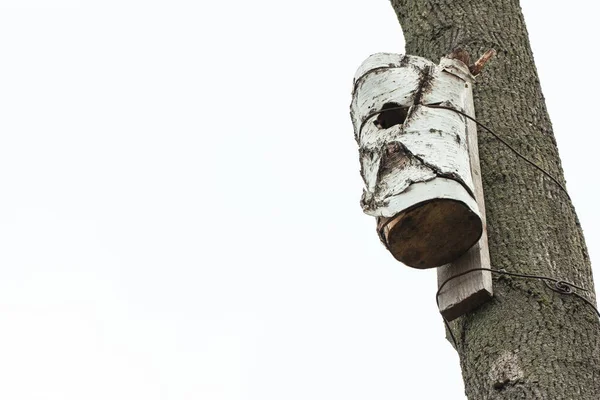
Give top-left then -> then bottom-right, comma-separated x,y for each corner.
350,53 -> 484,269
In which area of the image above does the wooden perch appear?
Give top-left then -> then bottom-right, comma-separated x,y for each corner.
470,49 -> 496,76
446,48 -> 496,76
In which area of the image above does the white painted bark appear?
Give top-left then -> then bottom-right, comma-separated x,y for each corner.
350,53 -> 479,219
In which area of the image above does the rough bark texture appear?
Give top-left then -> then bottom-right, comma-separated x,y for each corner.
389,1 -> 600,398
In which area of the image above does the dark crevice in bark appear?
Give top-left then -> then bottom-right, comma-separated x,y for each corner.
412,65 -> 434,105
379,140 -> 474,200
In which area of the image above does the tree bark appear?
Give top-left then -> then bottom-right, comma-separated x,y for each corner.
389,1 -> 600,398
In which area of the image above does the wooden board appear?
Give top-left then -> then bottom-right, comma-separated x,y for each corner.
436,59 -> 493,321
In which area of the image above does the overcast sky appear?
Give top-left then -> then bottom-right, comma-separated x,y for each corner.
0,1 -> 597,399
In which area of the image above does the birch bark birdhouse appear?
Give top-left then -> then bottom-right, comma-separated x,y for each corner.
350,53 -> 483,269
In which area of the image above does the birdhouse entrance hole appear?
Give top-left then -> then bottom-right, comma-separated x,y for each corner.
374,102 -> 409,129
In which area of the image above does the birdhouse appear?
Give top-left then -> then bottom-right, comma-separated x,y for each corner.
350,53 -> 483,269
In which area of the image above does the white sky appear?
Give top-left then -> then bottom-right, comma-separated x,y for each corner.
0,1 -> 596,399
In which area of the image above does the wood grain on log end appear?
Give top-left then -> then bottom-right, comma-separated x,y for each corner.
378,199 -> 483,269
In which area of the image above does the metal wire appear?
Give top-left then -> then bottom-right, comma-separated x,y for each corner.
358,104 -> 570,200
437,268 -> 599,350
425,104 -> 570,200
359,105 -> 593,349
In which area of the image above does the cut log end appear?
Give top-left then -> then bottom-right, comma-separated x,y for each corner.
378,199 -> 483,269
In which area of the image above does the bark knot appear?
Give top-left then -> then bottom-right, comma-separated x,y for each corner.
488,351 -> 524,391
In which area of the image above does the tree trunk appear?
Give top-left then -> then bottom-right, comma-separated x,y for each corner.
389,1 -> 600,398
